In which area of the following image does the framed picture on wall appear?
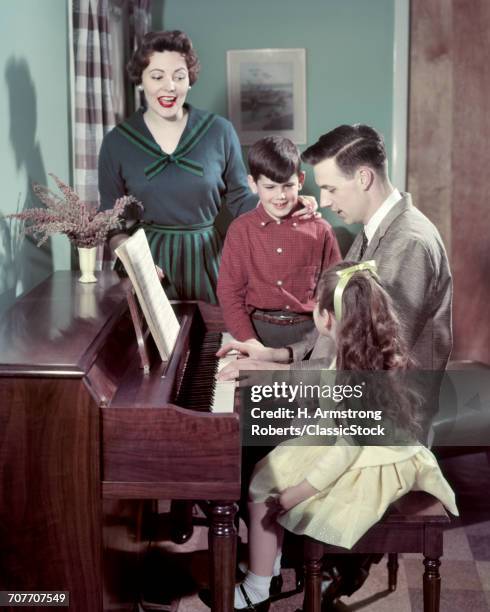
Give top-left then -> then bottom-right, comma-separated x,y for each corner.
226,48 -> 307,145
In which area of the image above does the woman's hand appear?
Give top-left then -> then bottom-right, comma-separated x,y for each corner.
278,480 -> 320,512
109,232 -> 130,253
294,195 -> 321,220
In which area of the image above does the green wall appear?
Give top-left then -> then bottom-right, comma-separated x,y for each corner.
0,0 -> 396,315
0,0 -> 71,315
154,0 -> 395,249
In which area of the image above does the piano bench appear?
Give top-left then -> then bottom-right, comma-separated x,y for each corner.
302,491 -> 450,612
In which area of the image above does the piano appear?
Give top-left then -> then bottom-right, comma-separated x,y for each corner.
0,271 -> 240,612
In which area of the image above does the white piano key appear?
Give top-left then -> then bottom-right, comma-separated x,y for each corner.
210,332 -> 238,413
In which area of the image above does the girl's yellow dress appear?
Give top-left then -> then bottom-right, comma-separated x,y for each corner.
249,371 -> 458,549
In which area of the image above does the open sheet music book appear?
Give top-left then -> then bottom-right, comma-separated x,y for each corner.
115,229 -> 180,362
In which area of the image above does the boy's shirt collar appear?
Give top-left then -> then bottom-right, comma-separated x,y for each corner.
256,201 -> 302,226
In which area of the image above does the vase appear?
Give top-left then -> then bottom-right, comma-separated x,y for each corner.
77,246 -> 97,283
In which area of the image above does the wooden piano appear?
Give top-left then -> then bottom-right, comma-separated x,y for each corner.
0,271 -> 240,611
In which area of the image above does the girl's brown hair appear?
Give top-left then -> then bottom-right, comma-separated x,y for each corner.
316,261 -> 422,437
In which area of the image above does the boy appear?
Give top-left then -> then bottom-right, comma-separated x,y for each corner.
217,136 -> 341,348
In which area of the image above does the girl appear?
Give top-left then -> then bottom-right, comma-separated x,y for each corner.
233,260 -> 458,611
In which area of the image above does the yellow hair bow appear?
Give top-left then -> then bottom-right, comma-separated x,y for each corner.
333,260 -> 379,320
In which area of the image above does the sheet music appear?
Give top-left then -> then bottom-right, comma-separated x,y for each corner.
115,229 -> 180,361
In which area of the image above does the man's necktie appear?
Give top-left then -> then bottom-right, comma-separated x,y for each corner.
359,230 -> 368,259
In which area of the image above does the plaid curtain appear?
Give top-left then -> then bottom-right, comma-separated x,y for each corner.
130,0 -> 151,46
73,0 -> 116,210
128,0 -> 152,111
72,0 -> 151,264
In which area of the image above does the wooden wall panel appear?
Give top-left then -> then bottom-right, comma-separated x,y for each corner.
408,0 -> 490,363
408,0 -> 453,250
451,0 -> 490,362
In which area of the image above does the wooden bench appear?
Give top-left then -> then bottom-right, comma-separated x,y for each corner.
303,491 -> 450,612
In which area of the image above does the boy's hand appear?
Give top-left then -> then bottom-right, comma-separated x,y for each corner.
294,195 -> 321,220
217,340 -> 288,362
217,357 -> 289,381
243,338 -> 264,348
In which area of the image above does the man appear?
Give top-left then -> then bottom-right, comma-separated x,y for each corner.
218,123 -> 452,375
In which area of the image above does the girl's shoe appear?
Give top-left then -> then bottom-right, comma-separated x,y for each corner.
198,585 -> 271,612
269,574 -> 283,596
236,584 -> 270,612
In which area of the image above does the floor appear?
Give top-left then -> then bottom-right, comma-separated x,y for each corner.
138,451 -> 490,612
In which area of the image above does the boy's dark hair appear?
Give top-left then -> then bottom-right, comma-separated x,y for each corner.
248,136 -> 301,183
127,30 -> 200,85
302,124 -> 387,178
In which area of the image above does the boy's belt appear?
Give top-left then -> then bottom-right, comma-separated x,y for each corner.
251,309 -> 312,326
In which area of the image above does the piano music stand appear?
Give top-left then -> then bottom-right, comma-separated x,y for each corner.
125,266 -> 164,375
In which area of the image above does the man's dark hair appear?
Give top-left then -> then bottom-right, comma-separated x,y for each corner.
302,124 -> 387,177
248,136 -> 301,183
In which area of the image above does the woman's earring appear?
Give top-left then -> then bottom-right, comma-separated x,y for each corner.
188,85 -> 192,90
137,84 -> 144,92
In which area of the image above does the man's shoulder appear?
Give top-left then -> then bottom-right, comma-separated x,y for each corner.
378,197 -> 449,271
385,197 -> 443,246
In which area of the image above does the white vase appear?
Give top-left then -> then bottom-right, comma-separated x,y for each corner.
78,246 -> 97,283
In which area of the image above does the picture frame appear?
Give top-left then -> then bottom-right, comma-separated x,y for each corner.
227,48 -> 307,145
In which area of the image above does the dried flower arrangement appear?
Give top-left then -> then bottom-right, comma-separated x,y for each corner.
6,173 -> 141,248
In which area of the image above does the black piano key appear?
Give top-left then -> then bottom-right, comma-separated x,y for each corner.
176,331 -> 223,412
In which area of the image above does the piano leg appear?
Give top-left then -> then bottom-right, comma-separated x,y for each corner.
209,501 -> 238,612
169,500 -> 194,543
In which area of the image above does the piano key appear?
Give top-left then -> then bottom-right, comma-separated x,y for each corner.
176,331 -> 237,413
176,332 -> 236,412
210,333 -> 237,413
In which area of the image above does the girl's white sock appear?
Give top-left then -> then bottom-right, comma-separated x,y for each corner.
273,551 -> 282,576
238,551 -> 282,577
234,571 -> 271,609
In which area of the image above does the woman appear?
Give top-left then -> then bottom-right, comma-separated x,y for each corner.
98,30 -> 316,303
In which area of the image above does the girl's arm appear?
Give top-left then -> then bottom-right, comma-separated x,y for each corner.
279,479 -> 320,512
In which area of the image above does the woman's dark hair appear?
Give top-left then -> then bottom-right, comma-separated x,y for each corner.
127,30 -> 201,85
248,136 -> 301,183
316,261 -> 422,437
